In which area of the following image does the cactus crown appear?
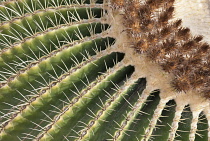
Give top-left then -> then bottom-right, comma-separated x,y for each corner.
0,0 -> 209,141
112,0 -> 210,99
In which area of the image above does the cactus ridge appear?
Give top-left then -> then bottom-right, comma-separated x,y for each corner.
0,34 -> 111,84
0,41 -> 116,122
0,0 -> 209,141
0,22 -> 108,80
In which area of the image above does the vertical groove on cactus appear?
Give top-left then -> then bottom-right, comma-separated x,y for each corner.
0,0 -> 210,141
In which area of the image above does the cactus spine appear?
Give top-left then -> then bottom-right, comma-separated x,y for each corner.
0,0 -> 209,141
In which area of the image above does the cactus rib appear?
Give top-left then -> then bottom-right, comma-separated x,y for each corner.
0,0 -> 210,141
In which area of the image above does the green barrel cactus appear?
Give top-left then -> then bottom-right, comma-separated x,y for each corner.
0,0 -> 209,141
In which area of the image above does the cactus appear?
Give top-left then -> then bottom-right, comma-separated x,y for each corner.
0,0 -> 209,141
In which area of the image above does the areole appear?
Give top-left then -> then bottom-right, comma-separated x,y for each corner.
0,0 -> 209,141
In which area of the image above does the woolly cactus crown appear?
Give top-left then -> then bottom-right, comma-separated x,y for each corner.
0,0 -> 210,141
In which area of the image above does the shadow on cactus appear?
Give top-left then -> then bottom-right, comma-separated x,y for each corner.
0,0 -> 209,140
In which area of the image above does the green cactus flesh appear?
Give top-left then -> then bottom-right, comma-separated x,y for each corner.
0,0 -> 209,141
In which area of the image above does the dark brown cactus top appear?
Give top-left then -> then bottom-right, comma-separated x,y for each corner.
111,0 -> 210,99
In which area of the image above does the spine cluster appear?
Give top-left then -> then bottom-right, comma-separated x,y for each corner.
0,0 -> 209,140
112,0 -> 210,99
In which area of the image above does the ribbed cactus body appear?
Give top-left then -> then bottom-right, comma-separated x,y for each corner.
0,0 -> 209,141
